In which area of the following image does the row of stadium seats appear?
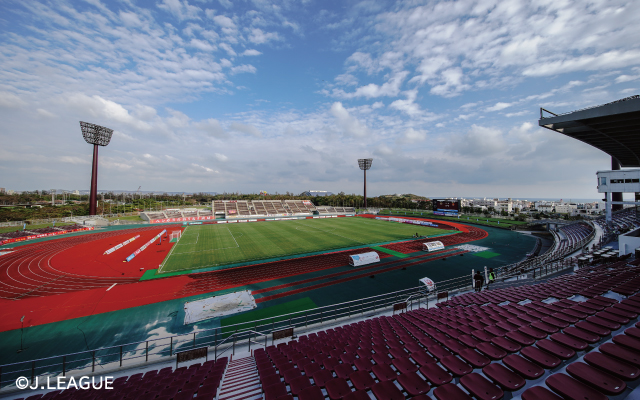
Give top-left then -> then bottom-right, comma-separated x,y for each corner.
243,259 -> 640,400
14,358 -> 229,400
316,207 -> 356,215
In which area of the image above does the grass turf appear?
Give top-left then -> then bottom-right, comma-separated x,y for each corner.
221,297 -> 317,333
159,217 -> 449,273
473,251 -> 501,259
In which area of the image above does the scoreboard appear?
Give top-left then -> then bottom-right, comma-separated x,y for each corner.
433,199 -> 460,216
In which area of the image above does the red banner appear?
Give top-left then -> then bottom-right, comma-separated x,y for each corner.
0,227 -> 94,246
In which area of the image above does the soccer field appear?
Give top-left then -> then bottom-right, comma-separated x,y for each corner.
159,217 -> 451,273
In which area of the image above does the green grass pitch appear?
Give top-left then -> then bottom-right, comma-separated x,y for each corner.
159,217 -> 450,273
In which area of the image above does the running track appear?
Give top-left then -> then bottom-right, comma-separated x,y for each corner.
0,218 -> 488,331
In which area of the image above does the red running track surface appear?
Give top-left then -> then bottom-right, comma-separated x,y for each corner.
0,226 -> 181,300
0,219 -> 487,332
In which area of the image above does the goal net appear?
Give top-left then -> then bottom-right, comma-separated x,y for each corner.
170,231 -> 182,242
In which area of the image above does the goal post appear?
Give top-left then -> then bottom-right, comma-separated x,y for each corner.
170,230 -> 182,242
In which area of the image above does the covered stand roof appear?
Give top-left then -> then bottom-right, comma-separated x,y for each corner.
539,95 -> 640,167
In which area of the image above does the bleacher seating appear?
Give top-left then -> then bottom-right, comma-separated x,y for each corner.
144,212 -> 167,220
241,259 -> 640,400
237,201 -> 251,216
30,357 -> 230,400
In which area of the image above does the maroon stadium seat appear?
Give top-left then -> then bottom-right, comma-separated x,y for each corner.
521,386 -> 563,400
371,380 -> 404,400
583,351 -> 640,381
325,378 -> 352,400
372,363 -> 397,381
298,385 -> 325,400
349,370 -> 376,391
419,362 -> 453,386
460,372 -> 504,400
482,362 -> 526,391
433,382 -> 473,400
502,354 -> 544,380
545,373 -> 608,400
458,348 -> 491,368
396,371 -> 431,396
440,355 -> 473,378
520,346 -> 562,369
566,361 -> 626,395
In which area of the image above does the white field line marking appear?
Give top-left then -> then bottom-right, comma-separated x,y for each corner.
226,226 -> 240,249
107,283 -> 117,291
158,226 -> 188,273
164,226 -> 241,257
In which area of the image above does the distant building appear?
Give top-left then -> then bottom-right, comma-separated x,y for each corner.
0,188 -> 5,194
73,190 -> 80,195
302,190 -> 334,196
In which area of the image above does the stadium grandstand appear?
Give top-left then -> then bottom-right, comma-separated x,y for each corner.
140,200 -> 350,221
4,97 -> 640,400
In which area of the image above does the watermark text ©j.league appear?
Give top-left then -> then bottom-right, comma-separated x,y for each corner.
16,376 -> 113,390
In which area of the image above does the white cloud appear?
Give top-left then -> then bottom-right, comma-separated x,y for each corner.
219,42 -> 236,56
330,102 -> 369,138
230,64 -> 257,74
158,0 -> 201,21
389,90 -> 421,117
215,153 -> 228,162
218,0 -> 232,9
447,125 -> 507,157
486,102 -> 513,112
333,71 -> 409,99
0,92 -> 27,108
248,28 -> 280,44
396,128 -> 427,144
229,122 -> 261,137
241,49 -> 262,56
194,118 -> 227,138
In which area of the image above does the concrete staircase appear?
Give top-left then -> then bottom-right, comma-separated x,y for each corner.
217,356 -> 262,400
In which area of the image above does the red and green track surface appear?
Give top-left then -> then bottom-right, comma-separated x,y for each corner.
0,216 -> 491,333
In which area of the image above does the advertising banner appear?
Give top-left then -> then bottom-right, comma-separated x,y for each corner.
419,277 -> 436,291
348,251 -> 380,267
104,234 -> 140,255
0,227 -> 94,246
376,217 -> 438,227
150,216 -> 215,223
423,241 -> 445,252
125,230 -> 166,262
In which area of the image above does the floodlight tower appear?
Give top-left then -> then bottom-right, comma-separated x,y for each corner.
80,122 -> 114,215
358,158 -> 373,209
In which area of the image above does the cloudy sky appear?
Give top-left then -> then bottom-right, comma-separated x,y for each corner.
1,0 -> 639,198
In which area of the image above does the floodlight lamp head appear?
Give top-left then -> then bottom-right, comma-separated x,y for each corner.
80,121 -> 114,146
358,158 -> 373,171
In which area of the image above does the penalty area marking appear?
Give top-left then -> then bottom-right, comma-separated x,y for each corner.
163,226 -> 242,257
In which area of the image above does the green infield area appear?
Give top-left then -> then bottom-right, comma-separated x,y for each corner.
159,217 -> 450,273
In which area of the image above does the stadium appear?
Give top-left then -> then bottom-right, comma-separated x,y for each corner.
2,2 -> 640,400
1,95 -> 640,400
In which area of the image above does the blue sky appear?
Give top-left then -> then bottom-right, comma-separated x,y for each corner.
1,0 -> 639,198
